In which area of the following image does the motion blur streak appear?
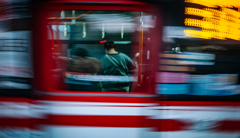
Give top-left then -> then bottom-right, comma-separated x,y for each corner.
1,0 -> 240,138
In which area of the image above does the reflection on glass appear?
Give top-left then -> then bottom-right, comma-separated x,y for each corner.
48,10 -> 156,92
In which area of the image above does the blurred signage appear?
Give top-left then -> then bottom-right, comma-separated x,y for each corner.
0,0 -> 31,20
185,0 -> 240,8
0,31 -> 32,89
155,72 -> 188,83
163,26 -> 201,41
159,52 -> 215,72
184,0 -> 240,40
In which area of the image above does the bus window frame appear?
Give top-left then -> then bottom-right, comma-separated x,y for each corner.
33,1 -> 161,95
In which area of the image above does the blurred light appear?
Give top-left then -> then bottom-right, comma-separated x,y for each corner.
114,41 -> 131,44
64,24 -> 68,37
160,65 -> 196,72
100,40 -> 106,43
184,1 -> 240,40
66,73 -> 137,82
121,24 -> 124,39
82,23 -> 86,38
102,23 -> 105,39
185,0 -> 240,7
72,19 -> 76,24
160,53 -> 215,60
61,10 -> 65,19
72,10 -> 75,17
71,10 -> 76,24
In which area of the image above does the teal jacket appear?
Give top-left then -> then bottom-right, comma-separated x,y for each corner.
100,52 -> 137,92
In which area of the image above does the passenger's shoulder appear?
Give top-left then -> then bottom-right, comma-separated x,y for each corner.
100,55 -> 107,60
119,52 -> 128,57
119,53 -> 130,59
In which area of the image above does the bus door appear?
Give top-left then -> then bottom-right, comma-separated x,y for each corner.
33,1 -> 160,138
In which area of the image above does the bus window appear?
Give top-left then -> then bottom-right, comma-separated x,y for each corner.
47,10 -> 156,92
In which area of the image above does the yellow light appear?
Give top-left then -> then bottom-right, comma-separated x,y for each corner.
185,0 -> 240,8
184,29 -> 211,39
185,8 -> 213,17
185,5 -> 240,40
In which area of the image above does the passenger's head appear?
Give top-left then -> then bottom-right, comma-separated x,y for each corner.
72,47 -> 88,58
104,41 -> 115,51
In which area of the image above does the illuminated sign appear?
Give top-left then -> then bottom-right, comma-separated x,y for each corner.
185,0 -> 240,8
184,0 -> 240,40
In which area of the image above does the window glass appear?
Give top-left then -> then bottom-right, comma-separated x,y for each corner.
48,10 -> 156,92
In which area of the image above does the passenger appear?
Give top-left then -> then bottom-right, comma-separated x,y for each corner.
69,47 -> 101,74
57,47 -> 101,91
100,41 -> 137,92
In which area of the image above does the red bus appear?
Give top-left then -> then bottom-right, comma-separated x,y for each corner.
0,0 -> 240,138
